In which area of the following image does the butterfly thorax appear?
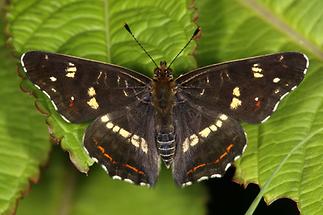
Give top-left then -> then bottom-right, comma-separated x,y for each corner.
152,61 -> 176,168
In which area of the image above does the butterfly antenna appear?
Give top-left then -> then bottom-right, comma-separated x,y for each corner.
124,23 -> 158,68
168,27 -> 200,69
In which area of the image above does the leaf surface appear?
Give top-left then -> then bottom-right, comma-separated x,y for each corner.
0,17 -> 50,215
196,0 -> 323,214
16,147 -> 205,215
7,0 -> 205,214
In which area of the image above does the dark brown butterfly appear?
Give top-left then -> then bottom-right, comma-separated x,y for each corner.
21,25 -> 308,187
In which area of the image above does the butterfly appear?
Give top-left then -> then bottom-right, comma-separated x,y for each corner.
20,25 -> 309,187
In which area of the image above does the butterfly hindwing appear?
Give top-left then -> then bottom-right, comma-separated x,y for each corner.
176,52 -> 308,123
172,100 -> 246,186
21,51 -> 151,123
83,101 -> 159,186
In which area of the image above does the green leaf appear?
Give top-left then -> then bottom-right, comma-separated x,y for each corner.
0,16 -> 50,215
16,147 -> 206,215
7,0 -> 323,214
7,0 -> 205,214
7,0 -> 197,172
196,0 -> 323,214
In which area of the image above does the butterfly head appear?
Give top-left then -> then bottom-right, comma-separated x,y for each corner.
153,61 -> 173,81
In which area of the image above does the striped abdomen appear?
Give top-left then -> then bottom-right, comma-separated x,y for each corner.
156,132 -> 175,168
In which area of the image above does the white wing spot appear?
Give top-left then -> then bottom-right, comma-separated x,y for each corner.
303,54 -> 309,74
140,182 -> 150,187
124,80 -> 129,88
117,76 -> 121,85
101,115 -> 110,123
87,97 -> 99,109
91,157 -> 98,163
219,114 -> 228,121
88,87 -> 96,96
273,101 -> 280,112
141,139 -> 148,153
216,120 -> 223,128
65,64 -> 77,78
66,67 -> 77,72
45,54 -> 49,60
112,175 -> 122,180
182,181 -> 192,187
49,76 -> 57,82
209,124 -> 217,132
101,165 -> 108,173
119,128 -> 131,138
199,127 -> 211,138
131,135 -> 140,147
234,155 -> 241,161
106,122 -> 114,129
274,89 -> 280,94
51,100 -> 58,110
211,174 -> 222,178
232,87 -> 240,97
242,144 -> 248,153
51,88 -> 57,93
280,93 -> 289,101
112,125 -> 120,133
66,71 -> 75,78
225,163 -> 231,171
273,77 -> 280,83
123,90 -> 129,96
189,134 -> 199,146
253,73 -> 264,78
261,115 -> 271,123
230,98 -> 242,109
183,138 -> 190,152
60,114 -> 71,123
197,176 -> 209,182
42,90 -> 50,98
252,64 -> 263,78
124,178 -> 134,184
252,64 -> 262,72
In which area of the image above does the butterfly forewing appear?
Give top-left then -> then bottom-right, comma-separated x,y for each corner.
21,51 -> 151,123
176,52 -> 308,123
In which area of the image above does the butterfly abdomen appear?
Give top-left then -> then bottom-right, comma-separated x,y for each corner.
156,132 -> 175,168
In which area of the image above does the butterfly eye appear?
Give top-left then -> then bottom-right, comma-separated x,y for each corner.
165,69 -> 173,78
153,69 -> 161,78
